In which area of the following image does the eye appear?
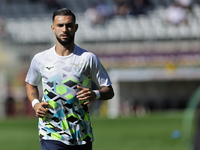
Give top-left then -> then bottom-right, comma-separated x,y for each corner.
57,24 -> 64,27
66,24 -> 73,28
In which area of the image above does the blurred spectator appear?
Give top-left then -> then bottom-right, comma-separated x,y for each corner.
85,3 -> 104,25
5,84 -> 15,117
44,0 -> 61,10
0,16 -> 6,38
113,0 -> 125,15
85,0 -> 115,25
113,0 -> 131,16
5,96 -> 15,117
113,0 -> 152,17
175,0 -> 193,10
165,2 -> 188,26
117,1 -> 132,16
96,0 -> 115,22
129,0 -> 153,16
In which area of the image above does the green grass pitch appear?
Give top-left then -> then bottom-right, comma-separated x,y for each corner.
0,111 -> 189,150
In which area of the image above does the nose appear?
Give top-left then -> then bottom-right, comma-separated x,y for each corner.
63,25 -> 68,33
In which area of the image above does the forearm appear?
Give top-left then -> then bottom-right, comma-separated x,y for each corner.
98,85 -> 114,100
26,82 -> 49,118
26,82 -> 39,103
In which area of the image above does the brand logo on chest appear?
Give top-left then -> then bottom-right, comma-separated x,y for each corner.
45,65 -> 55,72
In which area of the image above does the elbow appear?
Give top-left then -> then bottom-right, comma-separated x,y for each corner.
101,85 -> 114,100
110,90 -> 114,99
108,87 -> 114,100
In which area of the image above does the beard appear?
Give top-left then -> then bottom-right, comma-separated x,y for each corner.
56,33 -> 75,46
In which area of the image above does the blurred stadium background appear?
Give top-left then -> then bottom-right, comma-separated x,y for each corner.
1,0 -> 200,150
0,0 -> 200,119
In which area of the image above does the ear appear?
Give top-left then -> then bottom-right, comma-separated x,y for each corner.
51,25 -> 55,33
75,24 -> 78,32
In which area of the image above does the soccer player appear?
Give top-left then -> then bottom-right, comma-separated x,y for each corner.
25,8 -> 114,150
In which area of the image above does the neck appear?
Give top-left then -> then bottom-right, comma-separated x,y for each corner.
55,40 -> 75,56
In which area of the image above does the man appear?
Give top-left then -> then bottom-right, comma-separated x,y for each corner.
25,8 -> 114,150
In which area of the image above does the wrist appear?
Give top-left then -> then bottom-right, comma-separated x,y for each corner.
93,90 -> 100,99
31,99 -> 40,108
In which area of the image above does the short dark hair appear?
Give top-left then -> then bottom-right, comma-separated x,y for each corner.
52,8 -> 76,23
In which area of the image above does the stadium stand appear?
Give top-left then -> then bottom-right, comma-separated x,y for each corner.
1,0 -> 200,44
1,0 -> 200,117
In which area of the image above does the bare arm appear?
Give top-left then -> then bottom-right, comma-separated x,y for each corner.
26,82 -> 39,102
26,82 -> 48,118
77,85 -> 114,105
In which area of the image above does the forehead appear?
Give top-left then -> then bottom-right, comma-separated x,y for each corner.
54,15 -> 74,24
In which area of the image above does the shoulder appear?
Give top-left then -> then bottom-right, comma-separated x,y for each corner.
32,46 -> 53,61
75,45 -> 97,59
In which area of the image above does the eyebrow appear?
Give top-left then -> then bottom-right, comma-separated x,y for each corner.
57,22 -> 74,25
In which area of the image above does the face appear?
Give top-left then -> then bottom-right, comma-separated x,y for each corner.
51,15 -> 78,46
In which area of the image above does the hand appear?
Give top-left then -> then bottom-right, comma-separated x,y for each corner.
34,101 -> 49,118
76,85 -> 96,105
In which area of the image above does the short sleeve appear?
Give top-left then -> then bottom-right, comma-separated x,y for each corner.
90,54 -> 112,89
25,55 -> 42,86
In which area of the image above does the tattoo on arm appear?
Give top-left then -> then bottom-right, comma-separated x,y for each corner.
31,86 -> 39,99
31,92 -> 38,99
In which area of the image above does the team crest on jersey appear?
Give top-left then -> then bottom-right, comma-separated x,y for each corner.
71,63 -> 84,72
